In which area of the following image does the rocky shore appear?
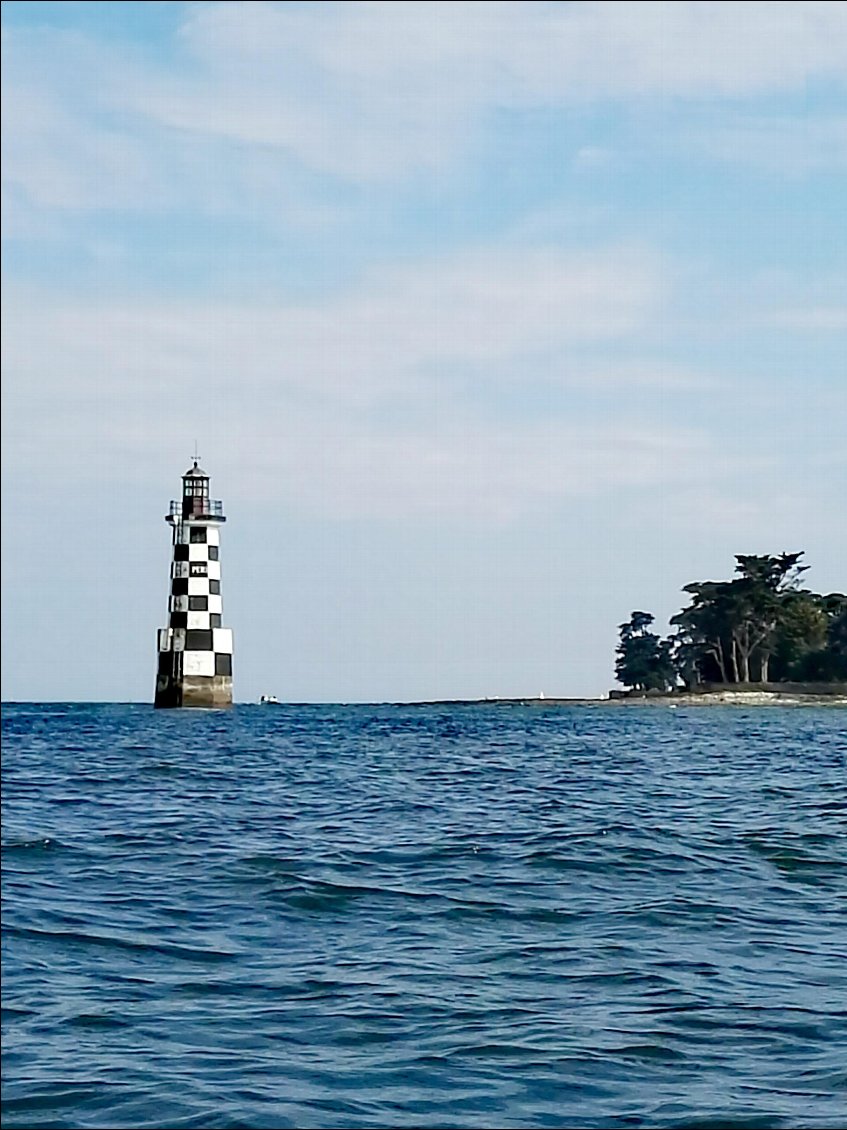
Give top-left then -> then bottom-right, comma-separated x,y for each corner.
410,685 -> 847,708
606,681 -> 847,706
605,689 -> 847,707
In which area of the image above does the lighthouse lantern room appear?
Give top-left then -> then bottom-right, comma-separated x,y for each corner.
154,460 -> 233,708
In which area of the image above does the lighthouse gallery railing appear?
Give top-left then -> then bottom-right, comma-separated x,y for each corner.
168,499 -> 225,519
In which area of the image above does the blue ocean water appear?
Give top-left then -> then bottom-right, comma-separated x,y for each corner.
2,704 -> 846,1130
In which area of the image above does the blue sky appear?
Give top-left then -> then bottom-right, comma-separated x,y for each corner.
2,1 -> 846,702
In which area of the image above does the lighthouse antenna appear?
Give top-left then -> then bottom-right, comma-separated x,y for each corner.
192,440 -> 200,467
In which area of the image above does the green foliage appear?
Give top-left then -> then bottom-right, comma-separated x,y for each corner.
624,554 -> 845,689
727,553 -> 808,682
671,580 -> 737,684
615,612 -> 677,692
768,591 -> 828,680
789,594 -> 847,681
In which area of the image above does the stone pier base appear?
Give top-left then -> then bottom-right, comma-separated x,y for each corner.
155,674 -> 233,709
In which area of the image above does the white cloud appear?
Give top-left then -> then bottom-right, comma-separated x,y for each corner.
0,242 -> 721,521
573,147 -> 616,171
0,35 -> 172,213
4,1 -> 847,216
151,0 -> 847,180
4,243 -> 815,536
178,2 -> 847,101
2,242 -> 662,402
693,115 -> 847,174
764,306 -> 847,330
238,421 -> 715,522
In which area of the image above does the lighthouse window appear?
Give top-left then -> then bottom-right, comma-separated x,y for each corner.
188,596 -> 208,611
210,614 -> 222,628
189,528 -> 207,543
186,629 -> 213,651
209,580 -> 221,595
215,654 -> 232,676
207,546 -> 219,561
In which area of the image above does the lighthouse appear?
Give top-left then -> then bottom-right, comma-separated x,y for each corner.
154,460 -> 233,708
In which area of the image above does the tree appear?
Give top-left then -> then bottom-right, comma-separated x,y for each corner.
617,553 -> 844,690
670,581 -> 738,684
671,553 -> 809,684
729,553 -> 808,682
768,591 -> 829,681
616,612 -> 676,692
824,599 -> 847,679
789,593 -> 847,681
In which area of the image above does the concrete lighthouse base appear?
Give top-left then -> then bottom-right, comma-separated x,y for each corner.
155,674 -> 233,709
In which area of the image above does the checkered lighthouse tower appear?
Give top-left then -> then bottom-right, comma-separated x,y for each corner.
154,461 -> 233,708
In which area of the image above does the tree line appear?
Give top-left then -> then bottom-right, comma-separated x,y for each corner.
615,553 -> 847,692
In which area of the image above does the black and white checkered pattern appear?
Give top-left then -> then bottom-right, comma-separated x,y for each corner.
158,520 -> 233,682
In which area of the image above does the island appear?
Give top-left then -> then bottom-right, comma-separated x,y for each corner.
409,552 -> 846,708
612,552 -> 846,704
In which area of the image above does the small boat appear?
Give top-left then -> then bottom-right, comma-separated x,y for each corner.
259,695 -> 280,705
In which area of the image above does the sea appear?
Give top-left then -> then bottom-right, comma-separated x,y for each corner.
2,703 -> 846,1130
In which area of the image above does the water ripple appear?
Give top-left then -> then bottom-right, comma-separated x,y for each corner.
2,703 -> 846,1129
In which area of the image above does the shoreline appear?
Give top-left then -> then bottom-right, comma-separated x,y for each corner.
406,691 -> 847,708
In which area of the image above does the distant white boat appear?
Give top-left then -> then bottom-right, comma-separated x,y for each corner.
259,695 -> 280,705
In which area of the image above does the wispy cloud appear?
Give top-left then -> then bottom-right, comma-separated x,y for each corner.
130,1 -> 847,182
2,238 -> 744,524
692,114 -> 847,174
4,0 -> 847,227
764,305 -> 847,330
2,242 -> 662,402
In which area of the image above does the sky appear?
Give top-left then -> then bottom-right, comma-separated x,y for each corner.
2,0 -> 846,703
